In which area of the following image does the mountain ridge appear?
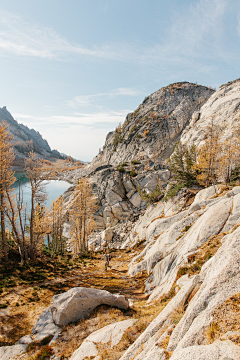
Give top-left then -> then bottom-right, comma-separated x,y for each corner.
0,106 -> 64,168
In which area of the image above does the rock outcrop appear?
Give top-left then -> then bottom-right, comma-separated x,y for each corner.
50,287 -> 129,326
0,344 -> 28,360
0,106 -> 64,168
70,319 -> 136,360
117,185 -> 240,360
91,82 -> 214,167
181,78 -> 240,148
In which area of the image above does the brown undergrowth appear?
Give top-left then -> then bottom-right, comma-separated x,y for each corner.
0,248 -> 152,359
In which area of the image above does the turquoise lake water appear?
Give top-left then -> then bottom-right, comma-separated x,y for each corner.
13,177 -> 71,210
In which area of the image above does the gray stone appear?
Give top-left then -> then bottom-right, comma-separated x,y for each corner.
129,192 -> 142,208
170,340 -> 240,360
111,202 -> 123,219
32,307 -> 61,340
105,189 -> 122,206
17,334 -> 34,344
51,287 -> 129,326
70,319 -> 136,360
0,344 -> 27,360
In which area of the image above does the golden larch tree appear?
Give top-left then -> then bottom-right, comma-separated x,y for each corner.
70,178 -> 98,256
0,121 -> 15,262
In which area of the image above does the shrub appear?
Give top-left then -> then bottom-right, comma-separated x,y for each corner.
117,162 -> 128,173
131,159 -> 141,164
138,184 -> 162,205
163,183 -> 187,201
129,170 -> 137,177
0,303 -> 8,309
129,125 -> 137,135
117,166 -> 126,173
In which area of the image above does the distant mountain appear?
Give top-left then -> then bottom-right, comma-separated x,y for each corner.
0,106 -> 64,168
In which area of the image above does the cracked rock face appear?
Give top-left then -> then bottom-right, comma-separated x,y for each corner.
90,82 -> 214,167
119,186 -> 240,360
70,319 -> 136,360
181,78 -> 240,149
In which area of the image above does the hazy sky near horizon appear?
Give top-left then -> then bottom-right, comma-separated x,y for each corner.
0,0 -> 239,161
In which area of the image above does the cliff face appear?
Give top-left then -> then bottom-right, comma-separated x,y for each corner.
0,106 -> 63,165
180,78 -> 240,147
91,82 -> 214,168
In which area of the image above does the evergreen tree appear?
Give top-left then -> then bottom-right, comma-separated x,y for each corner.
168,141 -> 197,185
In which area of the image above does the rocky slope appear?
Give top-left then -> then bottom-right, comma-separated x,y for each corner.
61,82 -> 214,239
181,77 -> 240,147
2,185 -> 240,360
91,82 -> 214,167
0,106 -> 63,168
45,78 -> 240,359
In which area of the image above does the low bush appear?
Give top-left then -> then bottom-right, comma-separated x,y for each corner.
129,170 -> 137,177
163,183 -> 187,201
138,184 -> 163,205
131,159 -> 141,164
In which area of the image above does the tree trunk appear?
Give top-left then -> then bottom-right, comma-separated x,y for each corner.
0,191 -> 8,262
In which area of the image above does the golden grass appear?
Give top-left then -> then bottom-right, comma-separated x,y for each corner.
205,292 -> 240,345
176,232 -> 225,280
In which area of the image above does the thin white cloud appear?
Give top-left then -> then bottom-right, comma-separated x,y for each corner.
13,110 -> 130,126
67,87 -> 142,108
13,110 -> 129,161
0,10 -> 117,59
142,0 -> 227,68
0,0 -> 234,70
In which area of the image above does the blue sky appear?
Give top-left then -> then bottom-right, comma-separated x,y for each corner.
0,0 -> 239,161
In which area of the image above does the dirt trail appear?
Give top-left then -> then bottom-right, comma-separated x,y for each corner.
0,248 -> 147,347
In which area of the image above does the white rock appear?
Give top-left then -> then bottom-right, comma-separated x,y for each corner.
70,319 -> 136,360
147,197 -> 233,302
101,228 -> 113,243
17,334 -> 34,344
111,202 -> 124,218
0,344 -> 27,360
191,186 -> 217,207
88,319 -> 136,348
119,275 -> 199,360
123,175 -> 135,192
51,287 -> 129,326
129,192 -> 142,208
70,339 -> 98,360
105,189 -> 123,206
167,226 -> 240,352
222,191 -> 240,232
32,307 -> 61,340
170,340 -> 240,360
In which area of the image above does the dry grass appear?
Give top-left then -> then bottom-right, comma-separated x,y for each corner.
8,247 -> 159,359
176,232 -> 225,280
170,305 -> 185,325
205,292 -> 240,345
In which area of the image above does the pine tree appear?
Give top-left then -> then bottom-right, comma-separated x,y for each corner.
168,141 -> 197,185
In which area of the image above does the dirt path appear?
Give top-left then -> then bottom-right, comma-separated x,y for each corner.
0,248 -> 147,348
